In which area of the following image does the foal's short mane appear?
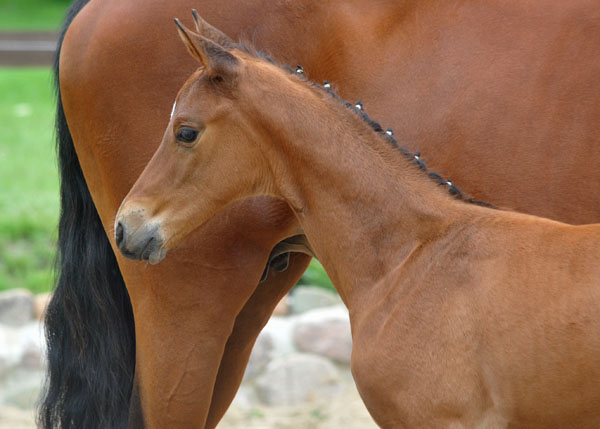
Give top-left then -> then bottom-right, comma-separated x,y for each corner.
233,43 -> 494,208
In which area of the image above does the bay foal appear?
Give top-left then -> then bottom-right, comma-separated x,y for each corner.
116,20 -> 600,428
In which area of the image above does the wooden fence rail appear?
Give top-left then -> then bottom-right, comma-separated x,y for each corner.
0,32 -> 58,66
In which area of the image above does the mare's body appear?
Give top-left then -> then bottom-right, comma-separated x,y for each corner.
45,0 -> 600,427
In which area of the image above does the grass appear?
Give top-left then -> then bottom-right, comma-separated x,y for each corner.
0,0 -> 336,295
0,0 -> 71,31
0,67 -> 334,295
298,260 -> 334,292
0,67 -> 58,293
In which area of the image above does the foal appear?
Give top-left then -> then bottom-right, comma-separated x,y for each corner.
116,18 -> 600,427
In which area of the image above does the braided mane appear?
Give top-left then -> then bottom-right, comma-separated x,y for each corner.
234,43 -> 494,208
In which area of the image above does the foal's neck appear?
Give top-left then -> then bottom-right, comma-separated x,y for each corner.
254,81 -> 470,307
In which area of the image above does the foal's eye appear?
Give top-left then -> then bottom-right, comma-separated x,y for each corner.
175,127 -> 200,144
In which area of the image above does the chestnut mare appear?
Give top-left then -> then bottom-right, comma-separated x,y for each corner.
41,0 -> 600,428
117,18 -> 600,427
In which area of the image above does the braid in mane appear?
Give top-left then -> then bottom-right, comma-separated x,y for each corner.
234,43 -> 495,208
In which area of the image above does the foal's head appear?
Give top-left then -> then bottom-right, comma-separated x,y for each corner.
115,14 -> 310,263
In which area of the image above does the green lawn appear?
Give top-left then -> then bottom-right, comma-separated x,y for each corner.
0,0 -> 71,31
0,0 -> 335,292
0,68 -> 58,293
299,259 -> 334,291
0,66 -> 334,295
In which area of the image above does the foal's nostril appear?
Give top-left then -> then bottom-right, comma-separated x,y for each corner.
115,221 -> 125,248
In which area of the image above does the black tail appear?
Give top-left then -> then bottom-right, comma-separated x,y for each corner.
38,1 -> 136,427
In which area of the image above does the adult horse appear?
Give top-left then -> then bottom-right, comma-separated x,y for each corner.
41,0 -> 600,427
116,19 -> 600,426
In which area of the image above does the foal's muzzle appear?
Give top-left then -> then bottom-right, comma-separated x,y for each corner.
114,212 -> 167,264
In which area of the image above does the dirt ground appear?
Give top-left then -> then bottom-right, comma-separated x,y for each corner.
0,385 -> 376,429
0,406 -> 35,429
219,383 -> 377,428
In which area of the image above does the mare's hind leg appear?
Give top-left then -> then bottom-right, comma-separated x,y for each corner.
206,252 -> 311,427
123,250 -> 310,428
114,197 -> 303,428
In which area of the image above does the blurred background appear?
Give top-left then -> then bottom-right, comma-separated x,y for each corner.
0,1 -> 370,427
1,3 -> 75,427
0,0 -> 67,293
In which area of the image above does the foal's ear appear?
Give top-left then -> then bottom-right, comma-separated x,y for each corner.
175,18 -> 238,80
191,9 -> 234,47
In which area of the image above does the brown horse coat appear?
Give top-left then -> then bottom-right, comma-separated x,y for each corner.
58,0 -> 600,426
116,22 -> 600,427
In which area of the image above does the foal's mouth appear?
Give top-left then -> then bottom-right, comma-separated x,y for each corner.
114,216 -> 168,264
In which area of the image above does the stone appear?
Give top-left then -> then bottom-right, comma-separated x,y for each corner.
271,295 -> 289,316
0,289 -> 34,326
19,345 -> 42,371
0,367 -> 45,409
0,323 -> 45,410
0,325 -> 24,377
230,384 -> 259,410
293,306 -> 352,364
254,353 -> 342,406
243,331 -> 274,381
33,293 -> 52,321
0,322 -> 45,378
290,286 -> 341,314
260,316 -> 297,357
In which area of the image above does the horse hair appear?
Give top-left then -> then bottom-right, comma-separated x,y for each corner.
37,0 -> 136,427
235,44 -> 494,208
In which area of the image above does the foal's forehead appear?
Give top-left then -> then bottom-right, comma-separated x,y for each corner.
175,70 -> 208,101
182,69 -> 207,90
170,49 -> 289,117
